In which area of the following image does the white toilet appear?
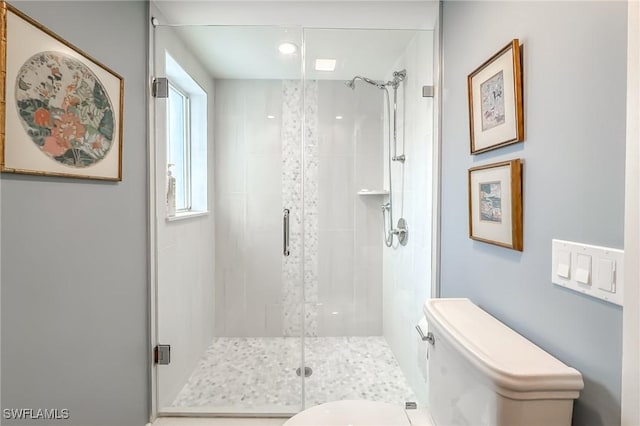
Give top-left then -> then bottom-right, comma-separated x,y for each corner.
285,298 -> 584,426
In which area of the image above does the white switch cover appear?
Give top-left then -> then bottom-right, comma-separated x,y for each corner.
552,239 -> 624,306
575,253 -> 591,285
596,258 -> 615,293
557,250 -> 571,278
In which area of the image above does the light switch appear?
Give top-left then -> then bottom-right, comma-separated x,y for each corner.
557,250 -> 571,278
575,253 -> 591,285
596,259 -> 616,293
551,239 -> 624,306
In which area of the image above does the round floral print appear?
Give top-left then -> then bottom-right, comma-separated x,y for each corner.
15,52 -> 115,168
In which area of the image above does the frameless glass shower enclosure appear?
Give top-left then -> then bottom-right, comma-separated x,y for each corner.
151,11 -> 435,417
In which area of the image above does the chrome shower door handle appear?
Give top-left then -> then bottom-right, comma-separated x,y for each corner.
283,208 -> 290,257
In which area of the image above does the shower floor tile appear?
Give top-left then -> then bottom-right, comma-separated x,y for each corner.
169,336 -> 416,412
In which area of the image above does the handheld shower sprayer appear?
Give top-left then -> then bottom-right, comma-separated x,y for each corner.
346,69 -> 409,247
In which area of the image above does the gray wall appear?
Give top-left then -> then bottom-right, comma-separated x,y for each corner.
440,2 -> 626,425
1,2 -> 149,425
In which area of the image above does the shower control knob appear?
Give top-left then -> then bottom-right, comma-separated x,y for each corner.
396,218 -> 409,246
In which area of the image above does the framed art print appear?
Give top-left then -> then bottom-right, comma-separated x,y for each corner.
468,39 -> 523,154
0,2 -> 124,180
468,159 -> 523,251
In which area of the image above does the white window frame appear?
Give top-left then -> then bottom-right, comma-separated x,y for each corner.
167,81 -> 193,212
164,52 -> 208,221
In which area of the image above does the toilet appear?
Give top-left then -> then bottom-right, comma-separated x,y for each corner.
285,298 -> 584,426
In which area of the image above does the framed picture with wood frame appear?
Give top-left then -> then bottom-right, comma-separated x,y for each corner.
0,2 -> 124,180
468,159 -> 523,251
468,39 -> 523,154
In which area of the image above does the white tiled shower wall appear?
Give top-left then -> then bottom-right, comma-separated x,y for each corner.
214,79 -> 384,337
382,31 -> 434,405
214,80 -> 284,337
316,80 -> 385,336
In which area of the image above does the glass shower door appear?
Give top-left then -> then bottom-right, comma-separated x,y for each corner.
300,27 -> 434,408
152,21 -> 305,416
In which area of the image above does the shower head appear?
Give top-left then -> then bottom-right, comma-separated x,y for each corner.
393,69 -> 407,81
345,75 -> 386,90
388,69 -> 407,89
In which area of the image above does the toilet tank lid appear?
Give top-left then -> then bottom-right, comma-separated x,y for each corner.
424,298 -> 584,395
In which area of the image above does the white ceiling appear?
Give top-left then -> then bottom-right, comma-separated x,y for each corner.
168,26 -> 424,80
153,1 -> 439,29
153,1 -> 436,80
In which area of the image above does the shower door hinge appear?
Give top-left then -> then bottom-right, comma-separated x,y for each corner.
152,77 -> 169,98
154,344 -> 171,365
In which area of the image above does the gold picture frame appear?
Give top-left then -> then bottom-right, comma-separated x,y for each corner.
468,39 -> 524,154
468,159 -> 523,251
0,2 -> 124,180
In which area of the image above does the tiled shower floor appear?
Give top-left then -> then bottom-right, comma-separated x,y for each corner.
169,336 -> 416,413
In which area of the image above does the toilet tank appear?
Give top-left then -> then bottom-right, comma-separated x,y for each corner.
424,298 -> 583,426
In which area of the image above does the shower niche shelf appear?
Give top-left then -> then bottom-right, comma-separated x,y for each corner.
357,189 -> 389,196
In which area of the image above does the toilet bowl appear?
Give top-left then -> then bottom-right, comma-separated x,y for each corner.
284,298 -> 584,426
284,400 -> 433,426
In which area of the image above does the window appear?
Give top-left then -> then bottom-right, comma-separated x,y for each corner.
165,52 -> 207,218
167,83 -> 191,211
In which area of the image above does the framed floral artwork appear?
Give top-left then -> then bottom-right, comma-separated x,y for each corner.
468,39 -> 523,154
468,159 -> 523,251
0,2 -> 123,180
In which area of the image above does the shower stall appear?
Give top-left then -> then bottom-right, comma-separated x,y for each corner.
150,3 -> 437,417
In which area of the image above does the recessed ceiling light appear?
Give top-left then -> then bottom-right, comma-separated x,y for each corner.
267,115 -> 275,119
278,42 -> 297,55
335,115 -> 343,120
315,59 -> 336,72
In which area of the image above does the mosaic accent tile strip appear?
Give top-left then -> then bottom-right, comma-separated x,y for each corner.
282,80 -> 320,337
282,80 -> 303,337
303,80 -> 319,336
170,336 -> 416,411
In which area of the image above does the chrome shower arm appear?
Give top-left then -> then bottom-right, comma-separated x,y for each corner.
345,75 -> 386,90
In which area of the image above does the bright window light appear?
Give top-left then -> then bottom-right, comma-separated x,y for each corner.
315,59 -> 336,72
